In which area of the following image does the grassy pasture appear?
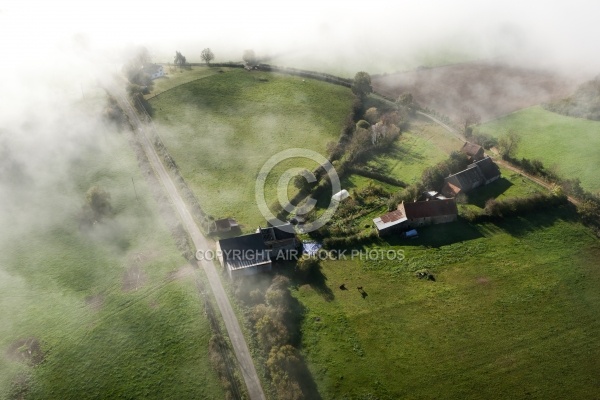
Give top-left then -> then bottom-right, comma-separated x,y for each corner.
294,207 -> 600,399
149,69 -> 355,231
146,65 -> 230,99
479,106 -> 600,192
0,127 -> 223,399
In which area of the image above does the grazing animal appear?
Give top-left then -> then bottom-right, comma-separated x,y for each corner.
357,286 -> 363,290
339,284 -> 347,290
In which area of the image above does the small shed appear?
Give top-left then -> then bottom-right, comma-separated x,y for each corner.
332,189 -> 349,202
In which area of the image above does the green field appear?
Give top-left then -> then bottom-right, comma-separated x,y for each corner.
149,69 -> 355,231
479,106 -> 600,192
366,121 -> 459,186
0,118 -> 223,398
295,207 -> 600,399
146,65 -> 231,99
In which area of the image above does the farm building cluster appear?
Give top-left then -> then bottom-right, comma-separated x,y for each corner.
216,223 -> 300,278
373,141 -> 501,237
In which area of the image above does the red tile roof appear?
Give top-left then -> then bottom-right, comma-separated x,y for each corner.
379,209 -> 405,223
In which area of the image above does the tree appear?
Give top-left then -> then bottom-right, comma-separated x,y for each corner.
364,107 -> 379,124
461,107 -> 481,136
497,129 -> 521,159
397,92 -> 413,107
296,257 -> 320,282
243,49 -> 258,66
201,48 -> 214,65
266,345 -> 303,400
122,46 -> 153,88
351,71 -> 372,99
174,51 -> 186,68
85,186 -> 112,220
292,169 -> 314,192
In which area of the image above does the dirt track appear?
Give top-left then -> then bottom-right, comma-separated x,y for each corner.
112,86 -> 266,400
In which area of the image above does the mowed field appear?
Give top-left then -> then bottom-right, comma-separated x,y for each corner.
0,122 -> 223,398
295,208 -> 600,399
149,69 -> 355,231
479,106 -> 600,192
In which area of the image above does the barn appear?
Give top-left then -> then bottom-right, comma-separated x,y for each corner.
398,198 -> 458,229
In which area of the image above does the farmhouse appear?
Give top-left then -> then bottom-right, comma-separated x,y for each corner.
373,198 -> 458,235
442,156 -> 501,197
460,141 -> 485,162
216,233 -> 272,279
142,64 -> 165,80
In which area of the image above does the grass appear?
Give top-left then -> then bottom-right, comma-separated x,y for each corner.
146,65 -> 230,99
294,207 -> 600,399
0,124 -> 224,399
462,167 -> 544,210
479,106 -> 600,192
149,69 -> 355,231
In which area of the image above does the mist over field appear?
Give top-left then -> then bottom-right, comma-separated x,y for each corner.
1,0 -> 600,398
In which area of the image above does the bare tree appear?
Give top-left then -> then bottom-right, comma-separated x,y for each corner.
201,48 -> 214,65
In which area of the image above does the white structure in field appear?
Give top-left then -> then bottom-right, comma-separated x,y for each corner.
332,189 -> 349,202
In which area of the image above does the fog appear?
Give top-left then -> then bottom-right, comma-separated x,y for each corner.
3,1 -> 600,76
0,0 -> 599,391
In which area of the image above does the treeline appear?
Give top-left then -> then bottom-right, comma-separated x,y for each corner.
462,192 -> 569,222
499,156 -> 600,234
235,276 -> 319,400
543,77 -> 600,120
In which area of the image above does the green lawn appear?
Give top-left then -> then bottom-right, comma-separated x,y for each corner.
0,119 -> 223,399
294,207 -> 600,399
479,106 -> 600,192
149,69 -> 355,231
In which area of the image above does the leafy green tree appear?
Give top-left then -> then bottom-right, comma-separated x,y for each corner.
201,48 -> 214,65
292,169 -> 314,192
351,71 -> 373,98
266,345 -> 303,400
498,129 -> 521,159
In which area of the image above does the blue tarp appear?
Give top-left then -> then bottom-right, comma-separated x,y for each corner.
405,229 -> 418,238
302,241 -> 322,256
